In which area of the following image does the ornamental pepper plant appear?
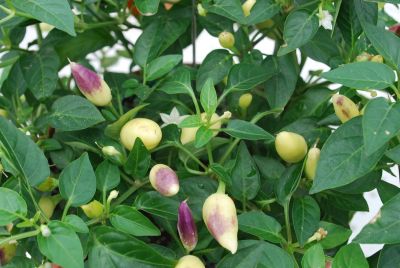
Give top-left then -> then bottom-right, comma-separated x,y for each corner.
0,0 -> 400,267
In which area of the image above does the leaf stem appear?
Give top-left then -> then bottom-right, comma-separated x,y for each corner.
112,180 -> 148,208
284,202 -> 292,244
174,142 -> 208,170
0,229 -> 40,246
61,200 -> 71,222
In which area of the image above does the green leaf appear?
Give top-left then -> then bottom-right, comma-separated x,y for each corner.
0,187 -> 27,225
385,145 -> 400,164
95,160 -> 120,192
230,142 -> 260,201
0,117 -> 50,186
363,23 -> 400,70
110,205 -> 160,236
124,138 -> 150,178
321,62 -> 396,90
135,191 -> 179,220
353,192 -> 400,244
278,10 -> 319,56
104,104 -> 148,139
21,47 -> 59,100
226,63 -> 272,92
179,114 -> 203,128
224,120 -> 275,141
64,215 -> 89,233
275,164 -> 304,205
319,221 -> 351,249
196,50 -> 233,90
378,244 -> 400,268
363,98 -> 400,155
37,221 -> 84,268
311,117 -> 386,193
200,78 -> 218,117
146,55 -> 182,81
13,0 -> 76,36
49,95 -> 105,131
302,243 -> 325,268
377,180 -> 400,204
332,244 -> 368,268
217,240 -> 294,268
292,196 -> 320,246
238,211 -> 282,243
133,21 -> 163,67
59,153 -> 96,207
264,54 -> 299,109
194,126 -> 213,148
88,226 -> 176,267
159,68 -> 196,97
135,0 -> 160,16
209,163 -> 231,186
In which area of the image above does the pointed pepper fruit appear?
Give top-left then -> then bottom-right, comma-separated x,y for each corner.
149,164 -> 180,197
218,31 -> 235,49
242,0 -> 256,17
81,200 -> 104,219
202,193 -> 238,254
177,200 -> 198,252
70,61 -> 112,107
275,131 -> 308,163
305,147 -> 320,180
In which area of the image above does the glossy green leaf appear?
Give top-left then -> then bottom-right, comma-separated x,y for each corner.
0,187 -> 27,225
209,163 -> 231,186
321,62 -> 395,90
110,205 -> 160,236
64,215 -> 89,233
135,0 -> 160,16
135,191 -> 179,220
37,221 -> 84,268
302,243 -> 325,268
200,78 -> 217,117
377,180 -> 400,204
96,160 -> 121,193
311,117 -> 386,193
319,221 -> 351,249
146,55 -> 182,81
0,117 -> 50,186
332,244 -> 368,268
224,120 -> 275,141
238,211 -> 282,243
275,164 -> 304,205
292,196 -> 320,246
363,98 -> 400,155
49,95 -> 105,131
88,226 -> 175,267
230,142 -> 260,201
378,244 -> 400,268
353,192 -> 400,244
226,63 -> 273,92
22,47 -> 59,100
278,10 -> 319,56
124,138 -> 150,178
179,114 -> 203,128
59,153 -> 96,207
385,145 -> 400,164
217,240 -> 294,268
194,126 -> 213,148
13,0 -> 76,36
158,68 -> 196,99
196,49 -> 233,90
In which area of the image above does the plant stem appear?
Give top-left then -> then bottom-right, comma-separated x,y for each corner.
217,181 -> 226,193
206,143 -> 214,164
0,229 -> 40,246
284,202 -> 292,244
174,142 -> 208,170
61,200 -> 71,221
112,180 -> 148,208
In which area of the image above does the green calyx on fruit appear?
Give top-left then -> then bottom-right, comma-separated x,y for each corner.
238,93 -> 253,110
331,94 -> 360,123
176,255 -> 205,268
275,131 -> 308,163
0,242 -> 17,265
36,177 -> 58,192
149,164 -> 180,196
197,3 -> 207,16
218,31 -> 235,49
305,147 -> 320,180
81,200 -> 104,219
202,193 -> 238,254
242,0 -> 256,17
120,118 -> 162,150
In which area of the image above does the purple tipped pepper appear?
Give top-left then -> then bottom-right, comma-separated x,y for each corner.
177,200 -> 198,252
69,61 -> 112,106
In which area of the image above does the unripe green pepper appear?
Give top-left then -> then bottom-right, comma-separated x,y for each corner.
202,193 -> 238,254
275,131 -> 308,163
36,177 -> 58,192
305,147 -> 320,180
0,242 -> 17,265
332,94 -> 360,123
149,164 -> 180,196
175,255 -> 205,268
81,200 -> 104,219
120,118 -> 162,150
197,3 -> 207,16
39,196 -> 59,220
238,93 -> 253,110
218,31 -> 235,49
